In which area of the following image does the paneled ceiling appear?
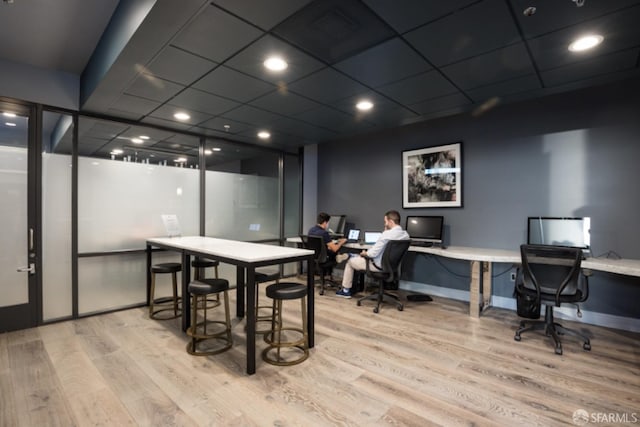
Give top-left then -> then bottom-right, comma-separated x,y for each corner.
2,0 -> 640,157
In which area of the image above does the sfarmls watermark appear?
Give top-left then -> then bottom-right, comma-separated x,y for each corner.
573,409 -> 638,425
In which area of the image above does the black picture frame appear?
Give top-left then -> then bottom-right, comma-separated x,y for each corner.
402,142 -> 462,208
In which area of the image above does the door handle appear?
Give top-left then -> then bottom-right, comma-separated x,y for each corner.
17,263 -> 35,274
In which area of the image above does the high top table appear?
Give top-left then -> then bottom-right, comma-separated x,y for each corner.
147,236 -> 315,375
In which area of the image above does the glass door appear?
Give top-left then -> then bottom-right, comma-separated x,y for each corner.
0,100 -> 38,331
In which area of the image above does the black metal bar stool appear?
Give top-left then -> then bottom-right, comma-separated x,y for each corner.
186,278 -> 233,356
149,262 -> 182,320
262,282 -> 309,366
255,267 -> 280,335
192,258 -> 221,308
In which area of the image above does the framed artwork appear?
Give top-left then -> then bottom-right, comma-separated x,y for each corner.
402,142 -> 462,208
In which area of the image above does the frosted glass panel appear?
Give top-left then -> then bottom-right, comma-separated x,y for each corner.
78,252 -> 180,315
78,158 -> 199,251
0,146 -> 28,307
205,171 -> 279,240
42,152 -> 72,320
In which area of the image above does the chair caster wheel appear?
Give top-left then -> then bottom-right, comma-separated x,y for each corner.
356,301 -> 361,306
319,290 -> 324,295
397,305 -> 403,311
514,335 -> 521,341
583,343 -> 591,351
555,347 -> 563,355
373,307 -> 379,313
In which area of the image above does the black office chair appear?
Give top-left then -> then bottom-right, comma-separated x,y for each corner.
514,244 -> 591,355
299,235 -> 338,295
357,240 -> 411,313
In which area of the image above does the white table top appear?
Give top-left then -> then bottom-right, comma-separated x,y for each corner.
148,236 -> 314,263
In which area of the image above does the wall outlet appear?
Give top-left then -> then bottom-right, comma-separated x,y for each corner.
510,272 -> 516,281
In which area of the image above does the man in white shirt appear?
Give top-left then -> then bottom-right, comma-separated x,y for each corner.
336,210 -> 410,298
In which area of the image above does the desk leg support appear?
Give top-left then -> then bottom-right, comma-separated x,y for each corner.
469,260 -> 481,318
181,252 -> 191,332
146,244 -> 151,306
482,262 -> 492,313
236,267 -> 245,318
246,267 -> 255,375
307,257 -> 315,348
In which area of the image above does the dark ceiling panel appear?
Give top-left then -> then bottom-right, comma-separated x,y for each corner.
224,35 -> 325,84
404,0 -> 522,67
221,105 -> 284,127
510,0 -> 640,38
295,105 -> 372,134
363,0 -> 478,33
441,43 -> 535,90
409,93 -> 471,116
111,94 -> 162,118
272,0 -> 395,64
271,115 -> 339,141
146,46 -> 217,85
211,0 -> 313,30
171,4 -> 264,63
249,90 -> 320,116
170,88 -> 240,116
124,74 -> 185,103
377,70 -> 460,105
287,67 -> 369,103
197,116 -> 252,135
334,37 -> 432,87
193,65 -> 276,103
541,49 -> 639,87
465,74 -> 541,103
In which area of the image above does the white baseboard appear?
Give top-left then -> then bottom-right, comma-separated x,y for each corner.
400,281 -> 640,333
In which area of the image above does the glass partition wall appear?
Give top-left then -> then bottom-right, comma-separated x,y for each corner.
38,113 -> 301,320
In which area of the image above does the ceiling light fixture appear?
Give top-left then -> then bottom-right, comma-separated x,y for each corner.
175,157 -> 187,163
204,149 -> 212,155
111,149 -> 124,155
213,147 -> 222,152
257,131 -> 271,139
139,135 -> 149,140
3,112 -> 17,117
173,112 -> 191,121
131,138 -> 144,144
263,57 -> 288,71
356,100 -> 374,111
5,122 -> 17,127
568,34 -> 603,52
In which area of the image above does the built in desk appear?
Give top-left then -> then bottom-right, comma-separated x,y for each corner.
147,236 -> 315,375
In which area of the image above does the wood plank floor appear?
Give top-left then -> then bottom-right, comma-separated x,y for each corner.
2,286 -> 639,426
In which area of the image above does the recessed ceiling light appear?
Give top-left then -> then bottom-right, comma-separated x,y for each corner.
568,34 -> 603,52
204,149 -> 212,155
263,57 -> 288,71
3,112 -> 17,118
131,138 -> 144,144
5,122 -> 16,127
111,149 -> 124,155
257,131 -> 271,139
173,112 -> 191,121
213,147 -> 222,152
175,157 -> 187,163
356,100 -> 374,111
139,135 -> 149,140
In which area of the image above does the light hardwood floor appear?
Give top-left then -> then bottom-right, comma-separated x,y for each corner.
1,286 -> 639,426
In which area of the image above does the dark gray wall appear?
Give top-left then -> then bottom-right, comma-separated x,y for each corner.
316,78 -> 640,318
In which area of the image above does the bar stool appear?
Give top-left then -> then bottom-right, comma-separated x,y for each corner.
262,282 -> 309,366
149,262 -> 182,320
186,278 -> 233,356
192,258 -> 221,308
255,267 -> 280,335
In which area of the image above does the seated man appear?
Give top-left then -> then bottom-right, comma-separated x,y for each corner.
308,212 -> 349,264
336,210 -> 410,299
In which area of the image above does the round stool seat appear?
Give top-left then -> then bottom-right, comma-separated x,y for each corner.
266,282 -> 307,300
191,259 -> 219,269
188,278 -> 229,295
151,262 -> 182,274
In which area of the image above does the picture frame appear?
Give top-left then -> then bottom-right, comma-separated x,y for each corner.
402,142 -> 462,208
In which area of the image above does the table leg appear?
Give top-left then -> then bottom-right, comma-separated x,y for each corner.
236,267 -> 245,318
482,262 -> 493,313
146,244 -> 152,306
469,260 -> 481,318
246,267 -> 256,375
181,252 -> 191,332
307,256 -> 315,348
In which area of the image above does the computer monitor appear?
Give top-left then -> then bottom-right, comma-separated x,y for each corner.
527,217 -> 591,253
405,215 -> 444,245
327,214 -> 346,235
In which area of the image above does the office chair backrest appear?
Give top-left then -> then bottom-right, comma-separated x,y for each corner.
380,240 -> 411,283
520,244 -> 584,304
299,235 -> 328,264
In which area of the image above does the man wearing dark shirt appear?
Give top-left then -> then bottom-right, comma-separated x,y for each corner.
308,212 -> 349,263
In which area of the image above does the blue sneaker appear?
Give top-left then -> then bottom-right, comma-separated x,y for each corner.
335,288 -> 352,299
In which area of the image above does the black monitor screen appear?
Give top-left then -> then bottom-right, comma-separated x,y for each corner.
327,215 -> 346,235
527,217 -> 590,250
405,216 -> 444,243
